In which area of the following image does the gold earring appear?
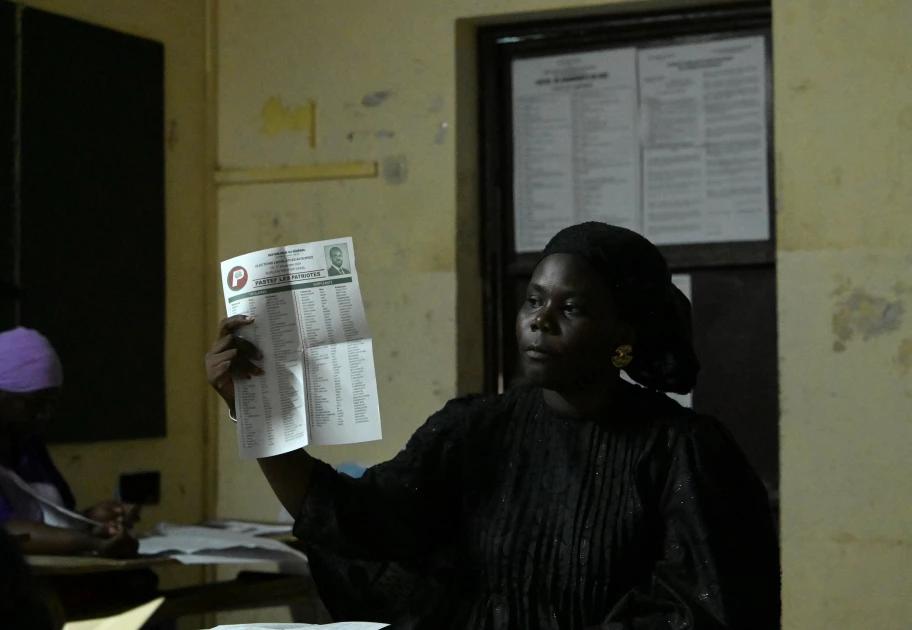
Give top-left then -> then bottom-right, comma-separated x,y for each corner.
611,344 -> 633,369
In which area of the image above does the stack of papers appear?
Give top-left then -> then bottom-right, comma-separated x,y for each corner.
139,523 -> 306,565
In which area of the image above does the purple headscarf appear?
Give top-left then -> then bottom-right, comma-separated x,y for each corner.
0,327 -> 64,393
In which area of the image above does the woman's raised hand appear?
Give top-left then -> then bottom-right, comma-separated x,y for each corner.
205,315 -> 264,409
207,316 -> 316,515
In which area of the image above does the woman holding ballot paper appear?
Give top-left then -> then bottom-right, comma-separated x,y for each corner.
206,223 -> 779,630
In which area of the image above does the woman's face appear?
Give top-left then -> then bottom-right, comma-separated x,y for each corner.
515,254 -> 630,391
0,388 -> 60,440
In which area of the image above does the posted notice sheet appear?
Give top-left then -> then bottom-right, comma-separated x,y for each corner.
512,48 -> 640,252
511,35 -> 769,250
639,36 -> 769,244
221,237 -> 381,459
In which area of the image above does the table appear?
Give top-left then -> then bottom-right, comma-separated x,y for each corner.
28,554 -> 174,576
28,551 -> 325,625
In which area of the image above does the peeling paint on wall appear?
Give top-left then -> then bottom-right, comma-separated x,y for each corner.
382,155 -> 408,185
346,129 -> 395,142
435,122 -> 449,145
789,78 -> 813,93
427,95 -> 444,113
260,96 -> 315,138
832,531 -> 908,548
255,209 -> 308,247
362,90 -> 392,107
832,287 -> 905,352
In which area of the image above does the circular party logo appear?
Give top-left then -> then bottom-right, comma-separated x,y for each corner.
226,265 -> 249,291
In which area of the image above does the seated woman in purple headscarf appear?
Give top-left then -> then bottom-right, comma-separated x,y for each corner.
0,327 -> 138,557
206,223 -> 779,629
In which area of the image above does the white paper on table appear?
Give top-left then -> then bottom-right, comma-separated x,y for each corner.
210,623 -> 388,630
167,549 -> 305,565
138,523 -> 307,565
512,48 -> 640,252
63,597 -> 164,630
220,237 -> 382,459
639,36 -> 769,245
201,519 -> 294,537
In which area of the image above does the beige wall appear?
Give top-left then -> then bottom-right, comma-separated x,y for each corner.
214,0 -> 912,627
22,0 -> 212,588
775,1 -> 912,628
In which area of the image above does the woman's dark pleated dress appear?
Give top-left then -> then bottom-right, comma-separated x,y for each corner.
295,382 -> 779,630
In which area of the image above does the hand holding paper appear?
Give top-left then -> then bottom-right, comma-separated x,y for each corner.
216,237 -> 382,459
206,314 -> 264,413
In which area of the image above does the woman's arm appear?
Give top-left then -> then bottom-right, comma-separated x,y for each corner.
256,448 -> 315,517
206,314 -> 469,560
5,519 -> 138,558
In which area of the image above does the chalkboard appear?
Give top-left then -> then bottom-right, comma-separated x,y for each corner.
0,2 -> 14,327
1,5 -> 165,442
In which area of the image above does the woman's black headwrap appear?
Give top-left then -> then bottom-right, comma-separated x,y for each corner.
539,222 -> 699,394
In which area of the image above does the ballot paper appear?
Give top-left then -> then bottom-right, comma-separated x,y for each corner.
221,237 -> 382,459
138,523 -> 307,565
210,624 -> 388,629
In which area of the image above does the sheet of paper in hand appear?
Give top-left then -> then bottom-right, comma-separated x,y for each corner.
221,237 -> 382,458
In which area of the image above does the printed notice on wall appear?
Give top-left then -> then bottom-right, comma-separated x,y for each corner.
639,36 -> 768,244
512,48 -> 640,252
511,36 -> 769,250
221,237 -> 381,459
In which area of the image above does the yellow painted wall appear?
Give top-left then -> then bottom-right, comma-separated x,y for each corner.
774,1 -> 912,628
21,0 -> 212,587
214,0 -> 912,627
